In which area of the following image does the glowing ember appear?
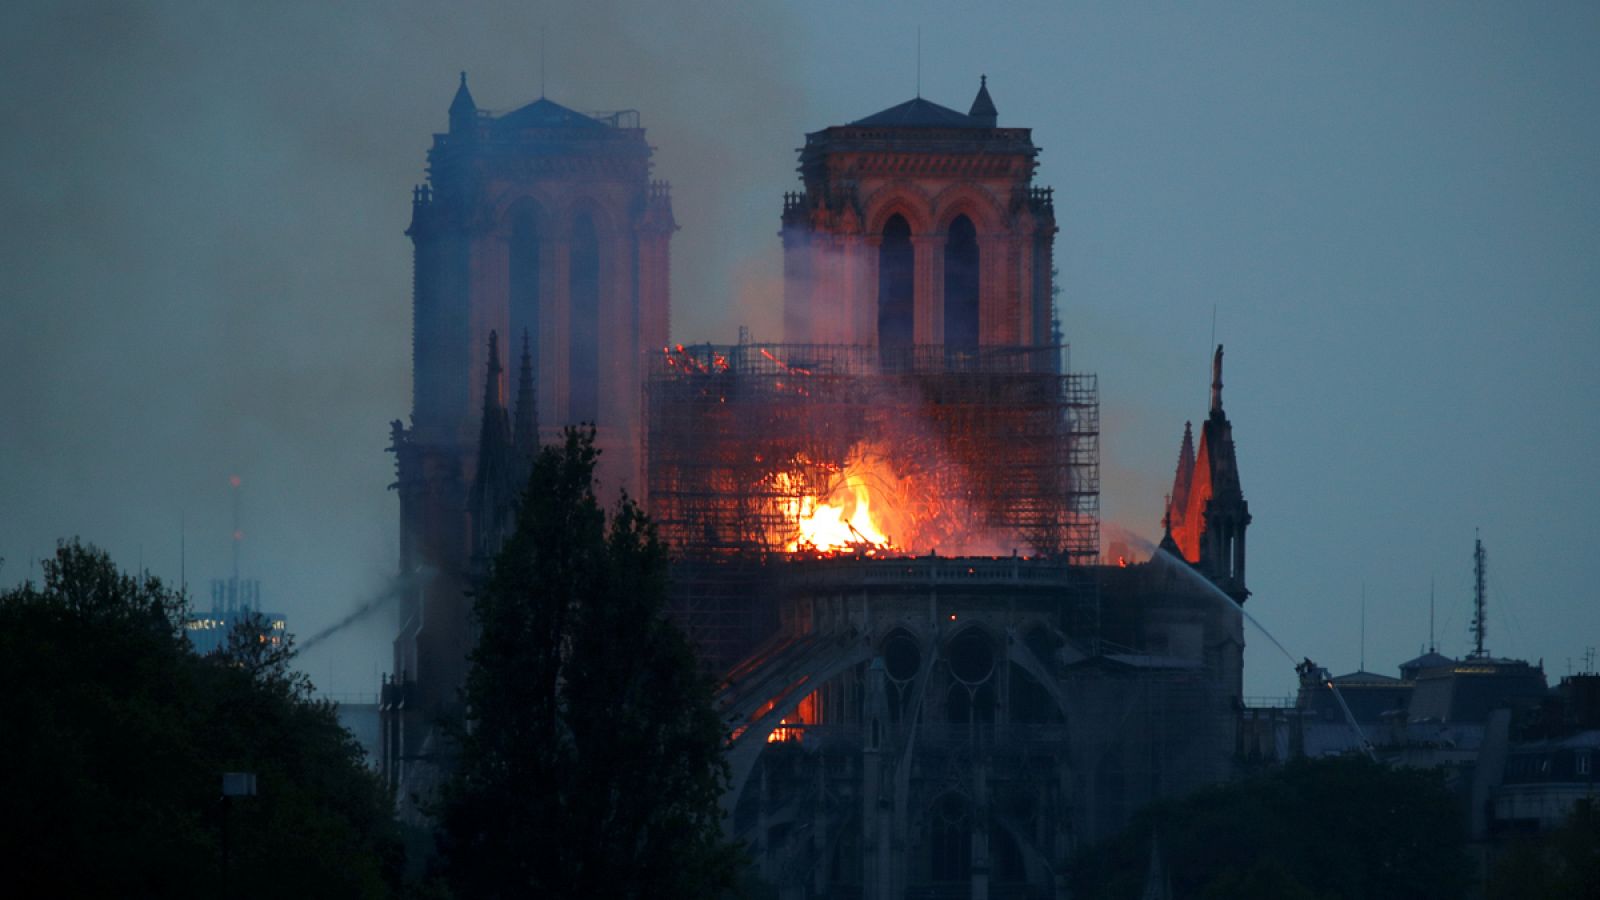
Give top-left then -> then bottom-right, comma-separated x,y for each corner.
784,469 -> 895,553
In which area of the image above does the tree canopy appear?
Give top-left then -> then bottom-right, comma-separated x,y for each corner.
1487,799 -> 1600,900
1069,756 -> 1471,900
435,428 -> 742,899
0,540 -> 402,898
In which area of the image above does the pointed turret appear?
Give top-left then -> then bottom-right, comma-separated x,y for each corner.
469,331 -> 516,564
968,74 -> 998,127
1194,343 -> 1249,598
1161,347 -> 1250,599
1167,421 -> 1195,531
1210,344 -> 1224,414
513,329 -> 538,452
449,71 -> 477,135
1158,492 -> 1183,557
481,329 -> 505,412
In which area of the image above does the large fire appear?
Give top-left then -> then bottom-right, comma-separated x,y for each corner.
770,443 -> 1011,557
779,463 -> 897,554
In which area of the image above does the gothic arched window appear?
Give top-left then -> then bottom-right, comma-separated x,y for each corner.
943,214 -> 979,352
878,214 -> 914,359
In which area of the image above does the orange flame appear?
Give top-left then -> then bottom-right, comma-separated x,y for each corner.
769,442 -> 1014,558
782,467 -> 896,553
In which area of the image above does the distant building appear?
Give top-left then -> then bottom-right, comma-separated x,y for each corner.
183,576 -> 286,656
1490,674 -> 1600,835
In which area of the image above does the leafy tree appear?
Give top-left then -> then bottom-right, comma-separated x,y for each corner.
1487,799 -> 1600,900
1070,756 -> 1470,900
0,540 -> 402,898
435,428 -> 742,899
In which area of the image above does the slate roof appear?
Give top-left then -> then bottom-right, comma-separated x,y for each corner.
850,97 -> 984,128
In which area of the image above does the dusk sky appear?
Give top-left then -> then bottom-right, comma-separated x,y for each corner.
2,1 -> 1596,698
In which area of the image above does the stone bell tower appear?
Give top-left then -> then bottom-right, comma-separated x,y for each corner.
383,74 -> 673,795
780,77 -> 1057,357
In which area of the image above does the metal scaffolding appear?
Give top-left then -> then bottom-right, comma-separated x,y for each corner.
646,343 -> 1100,667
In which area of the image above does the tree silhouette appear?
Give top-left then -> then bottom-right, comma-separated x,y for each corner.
436,428 -> 742,899
0,540 -> 401,898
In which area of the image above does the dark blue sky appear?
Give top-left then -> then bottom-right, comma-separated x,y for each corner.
2,1 -> 1595,697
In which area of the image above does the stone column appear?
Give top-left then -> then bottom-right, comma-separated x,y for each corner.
912,234 -> 942,347
862,659 -> 889,899
540,237 -> 570,429
781,226 -> 811,344
637,228 -> 672,356
813,236 -> 844,344
1016,230 -> 1036,346
842,234 -> 870,346
594,229 -> 639,498
979,235 -> 1013,346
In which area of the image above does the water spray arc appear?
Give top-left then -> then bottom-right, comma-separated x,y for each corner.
297,575 -> 410,655
1136,537 -> 1377,760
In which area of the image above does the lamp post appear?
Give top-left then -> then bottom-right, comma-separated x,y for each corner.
220,772 -> 256,894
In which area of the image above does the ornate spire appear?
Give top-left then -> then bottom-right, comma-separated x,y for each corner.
470,331 -> 515,565
513,329 -> 538,451
482,330 -> 505,412
1210,344 -> 1224,414
449,71 -> 477,134
968,74 -> 997,127
1169,421 -> 1195,523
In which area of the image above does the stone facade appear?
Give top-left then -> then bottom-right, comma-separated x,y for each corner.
382,76 -> 673,800
781,80 -> 1056,354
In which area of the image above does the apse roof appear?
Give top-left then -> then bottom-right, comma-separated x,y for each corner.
850,97 -> 985,128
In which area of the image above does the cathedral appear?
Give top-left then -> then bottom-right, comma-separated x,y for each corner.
382,74 -> 1252,899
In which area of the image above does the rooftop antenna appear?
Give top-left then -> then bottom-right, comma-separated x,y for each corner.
540,23 -> 547,98
1360,583 -> 1366,672
916,27 -> 922,98
230,475 -> 242,590
180,510 -> 187,597
1209,304 -> 1219,409
1428,574 -> 1436,653
1470,529 -> 1488,659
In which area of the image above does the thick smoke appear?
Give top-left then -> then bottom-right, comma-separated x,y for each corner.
3,2 -> 1597,701
0,1 -> 807,695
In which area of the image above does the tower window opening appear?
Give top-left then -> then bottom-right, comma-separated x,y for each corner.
878,214 -> 914,359
943,215 -> 979,352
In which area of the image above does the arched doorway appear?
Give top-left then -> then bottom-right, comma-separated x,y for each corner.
943,215 -> 979,352
877,214 -> 914,359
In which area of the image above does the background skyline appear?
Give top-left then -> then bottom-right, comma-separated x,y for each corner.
2,1 -> 1596,698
